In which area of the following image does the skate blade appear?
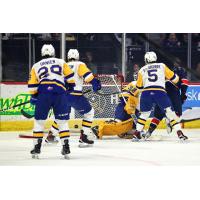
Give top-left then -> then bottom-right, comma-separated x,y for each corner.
32,154 -> 39,159
131,138 -> 141,142
78,143 -> 93,148
179,137 -> 188,142
45,140 -> 59,144
64,154 -> 70,160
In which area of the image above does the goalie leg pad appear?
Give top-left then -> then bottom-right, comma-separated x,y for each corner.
98,118 -> 133,139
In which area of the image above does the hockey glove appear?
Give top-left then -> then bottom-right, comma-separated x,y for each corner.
181,93 -> 187,104
30,94 -> 38,105
65,82 -> 75,92
90,78 -> 101,92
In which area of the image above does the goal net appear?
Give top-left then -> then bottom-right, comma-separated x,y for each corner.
71,74 -> 124,120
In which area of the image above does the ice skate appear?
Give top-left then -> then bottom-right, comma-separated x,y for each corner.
177,130 -> 188,141
132,130 -> 142,142
30,139 -> 42,159
142,131 -> 152,140
45,131 -> 58,144
79,130 -> 94,148
165,119 -> 172,134
61,139 -> 70,159
91,126 -> 99,139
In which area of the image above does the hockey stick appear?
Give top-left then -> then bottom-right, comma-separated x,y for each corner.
0,101 -> 30,112
20,89 -> 93,119
21,109 -> 34,118
19,134 -> 37,139
111,75 -> 137,123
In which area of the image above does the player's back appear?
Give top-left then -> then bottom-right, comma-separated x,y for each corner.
67,60 -> 94,93
29,57 -> 74,94
139,63 -> 166,90
33,57 -> 66,82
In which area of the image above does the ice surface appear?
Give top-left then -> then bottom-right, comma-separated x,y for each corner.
0,129 -> 200,166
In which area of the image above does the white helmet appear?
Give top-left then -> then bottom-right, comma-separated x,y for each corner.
67,49 -> 79,60
144,51 -> 157,64
41,44 -> 55,57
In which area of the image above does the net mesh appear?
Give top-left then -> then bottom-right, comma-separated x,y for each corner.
74,74 -> 123,119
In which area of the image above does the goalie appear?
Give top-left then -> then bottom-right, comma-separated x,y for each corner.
92,81 -> 139,139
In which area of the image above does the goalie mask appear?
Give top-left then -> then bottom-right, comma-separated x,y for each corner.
144,51 -> 157,64
68,49 -> 79,61
41,44 -> 55,57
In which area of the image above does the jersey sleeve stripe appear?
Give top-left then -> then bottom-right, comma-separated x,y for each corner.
83,72 -> 91,78
136,86 -> 143,89
170,74 -> 179,83
84,73 -> 94,83
170,74 -> 176,81
29,90 -> 38,95
65,72 -> 74,80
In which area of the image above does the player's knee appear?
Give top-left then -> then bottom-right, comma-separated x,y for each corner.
139,111 -> 151,120
34,120 -> 45,132
165,107 -> 180,122
83,108 -> 94,121
55,119 -> 69,131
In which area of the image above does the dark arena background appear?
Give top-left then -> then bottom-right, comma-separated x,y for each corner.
0,33 -> 200,166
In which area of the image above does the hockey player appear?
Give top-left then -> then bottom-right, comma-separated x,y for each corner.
46,49 -> 101,147
92,81 -> 139,139
145,58 -> 189,138
132,51 -> 188,141
28,44 -> 75,158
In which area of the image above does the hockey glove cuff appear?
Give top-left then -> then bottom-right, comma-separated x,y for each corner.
90,78 -> 101,92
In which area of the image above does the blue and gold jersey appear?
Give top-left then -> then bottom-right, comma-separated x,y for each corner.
136,63 -> 179,92
28,57 -> 75,94
67,61 -> 95,95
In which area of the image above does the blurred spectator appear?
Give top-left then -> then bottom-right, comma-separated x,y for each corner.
181,33 -> 188,47
51,33 -> 60,40
173,57 -> 182,68
2,33 -> 12,40
133,63 -> 140,80
162,33 -> 181,48
195,62 -> 200,76
192,33 -> 200,46
126,63 -> 140,82
159,33 -> 166,45
84,51 -> 98,74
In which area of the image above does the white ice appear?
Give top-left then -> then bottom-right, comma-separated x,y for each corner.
0,129 -> 200,166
